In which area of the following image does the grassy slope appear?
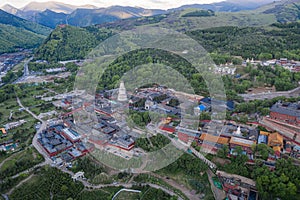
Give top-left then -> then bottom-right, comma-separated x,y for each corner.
0,9 -> 51,36
34,0 -> 300,61
157,10 -> 276,31
188,23 -> 300,59
0,9 -> 52,53
0,24 -> 46,53
34,9 -> 277,61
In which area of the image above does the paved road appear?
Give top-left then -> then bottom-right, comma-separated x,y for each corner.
16,96 -> 52,164
150,172 -> 196,200
239,86 -> 300,101
1,194 -> 9,200
260,117 -> 300,145
12,57 -> 33,85
23,57 -> 32,77
5,165 -> 183,200
112,188 -> 141,200
158,125 -> 216,170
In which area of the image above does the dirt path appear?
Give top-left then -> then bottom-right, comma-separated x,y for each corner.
0,151 -> 22,169
150,173 -> 201,200
32,151 -> 37,159
7,174 -> 34,195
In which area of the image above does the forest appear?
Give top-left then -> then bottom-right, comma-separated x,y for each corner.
35,22 -> 300,62
0,24 -> 46,54
188,22 -> 300,60
32,22 -> 300,101
0,9 -> 51,53
182,10 -> 215,17
136,134 -> 171,152
35,25 -> 114,62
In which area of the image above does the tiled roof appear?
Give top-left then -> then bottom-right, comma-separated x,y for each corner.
268,132 -> 283,147
200,133 -> 229,145
270,103 -> 300,118
229,137 -> 256,148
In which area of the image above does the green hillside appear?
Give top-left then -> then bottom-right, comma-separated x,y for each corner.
188,22 -> 300,60
0,9 -> 51,36
0,24 -> 47,53
35,25 -> 113,61
34,9 -> 277,61
0,9 -> 52,53
256,0 -> 300,23
97,0 -> 300,32
34,0 -> 300,61
35,21 -> 300,62
95,8 -> 276,32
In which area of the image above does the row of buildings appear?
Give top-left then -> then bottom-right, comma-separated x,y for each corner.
0,122 -> 24,152
0,50 -> 30,74
159,117 -> 299,162
270,101 -> 300,127
46,84 -> 299,164
261,58 -> 300,72
38,125 -> 91,162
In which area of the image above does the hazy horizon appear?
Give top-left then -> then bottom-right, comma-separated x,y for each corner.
0,0 -> 224,10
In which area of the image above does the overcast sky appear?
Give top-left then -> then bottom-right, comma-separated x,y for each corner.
0,0 -> 224,9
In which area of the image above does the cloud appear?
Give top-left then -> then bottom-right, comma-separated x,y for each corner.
0,0 -> 223,9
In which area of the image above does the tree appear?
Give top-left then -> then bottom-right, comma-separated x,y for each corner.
252,143 -> 273,160
232,57 -> 243,65
217,145 -> 229,158
258,53 -> 273,61
253,158 -> 300,200
168,98 -> 180,107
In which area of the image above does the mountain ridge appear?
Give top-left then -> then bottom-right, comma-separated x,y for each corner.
169,0 -> 275,12
21,1 -> 97,13
0,9 -> 52,53
1,0 -> 278,28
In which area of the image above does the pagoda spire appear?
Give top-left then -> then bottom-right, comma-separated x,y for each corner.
117,81 -> 127,102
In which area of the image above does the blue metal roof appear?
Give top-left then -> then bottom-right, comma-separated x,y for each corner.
199,104 -> 207,111
258,135 -> 268,144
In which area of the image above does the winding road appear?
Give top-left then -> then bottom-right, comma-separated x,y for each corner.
16,96 -> 51,164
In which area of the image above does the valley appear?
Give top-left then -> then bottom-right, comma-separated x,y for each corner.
0,1 -> 299,200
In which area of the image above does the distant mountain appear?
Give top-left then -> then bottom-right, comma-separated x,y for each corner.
170,0 -> 275,12
34,6 -> 277,61
1,3 -> 166,28
29,9 -> 67,28
0,9 -> 51,53
66,6 -> 166,27
258,0 -> 300,23
0,0 -> 278,28
21,1 -> 97,14
1,4 -> 20,15
0,9 -> 51,35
